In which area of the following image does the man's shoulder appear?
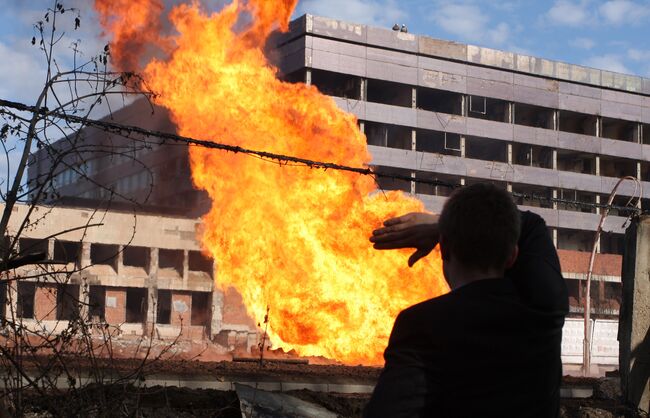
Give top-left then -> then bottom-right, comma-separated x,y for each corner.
397,291 -> 458,324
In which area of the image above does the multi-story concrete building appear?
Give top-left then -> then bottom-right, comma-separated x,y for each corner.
27,14 -> 650,368
1,204 -> 257,353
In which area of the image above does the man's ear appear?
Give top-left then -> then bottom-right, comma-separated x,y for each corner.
504,244 -> 519,269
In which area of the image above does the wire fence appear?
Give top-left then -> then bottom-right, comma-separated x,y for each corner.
0,97 -> 645,215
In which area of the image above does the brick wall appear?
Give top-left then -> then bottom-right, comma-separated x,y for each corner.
34,284 -> 57,321
105,288 -> 126,324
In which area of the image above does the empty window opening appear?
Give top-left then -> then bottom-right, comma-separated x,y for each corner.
159,249 -> 184,276
367,78 -> 412,107
512,184 -> 554,209
514,103 -> 555,129
643,198 -> 650,213
557,150 -> 596,175
18,238 -> 48,258
600,232 -> 624,255
595,282 -> 622,315
468,96 -> 509,123
53,240 -> 80,265
311,69 -> 361,100
88,286 -> 105,322
642,162 -> 649,182
417,88 -> 463,115
56,284 -> 79,321
512,144 -> 554,169
566,279 -> 581,311
602,117 -> 638,142
189,251 -> 213,276
559,110 -> 597,136
156,289 -> 171,325
373,166 -> 412,193
415,129 -> 461,157
123,246 -> 149,270
599,156 -> 638,179
557,228 -> 594,252
465,136 -> 507,162
90,244 -> 119,270
365,122 -> 412,150
558,189 -> 597,214
643,123 -> 650,145
125,288 -> 147,323
414,171 -> 457,197
191,292 -> 210,326
17,282 -> 35,319
278,69 -> 307,85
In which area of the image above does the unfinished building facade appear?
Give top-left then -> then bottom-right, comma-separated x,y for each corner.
26,15 -> 650,368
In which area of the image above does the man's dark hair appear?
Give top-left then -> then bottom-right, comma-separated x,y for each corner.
438,183 -> 521,273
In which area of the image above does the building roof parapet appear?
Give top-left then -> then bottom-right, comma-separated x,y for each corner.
281,14 -> 650,97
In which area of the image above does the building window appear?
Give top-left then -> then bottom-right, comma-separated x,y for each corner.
123,246 -> 149,271
56,284 -> 79,321
159,249 -> 184,277
514,103 -> 555,129
88,286 -> 106,322
468,96 -> 509,123
559,110 -> 597,136
417,87 -> 463,115
17,282 -> 35,319
90,244 -> 119,271
156,289 -> 171,325
415,129 -> 461,157
310,69 -> 361,100
367,78 -> 412,108
191,292 -> 210,326
125,288 -> 147,324
601,117 -> 638,142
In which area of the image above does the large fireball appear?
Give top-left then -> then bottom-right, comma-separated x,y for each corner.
96,0 -> 448,364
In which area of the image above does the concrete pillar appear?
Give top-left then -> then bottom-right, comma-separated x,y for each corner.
507,102 -> 514,124
460,136 -> 466,158
553,110 -> 559,131
596,156 -> 601,177
360,78 -> 367,101
116,245 -> 124,275
411,130 -> 416,152
182,250 -> 189,284
596,117 -> 602,138
410,172 -> 416,195
47,239 -> 54,260
411,87 -> 417,109
80,242 -> 91,268
553,189 -> 558,210
461,96 -> 467,117
359,121 -> 365,134
552,149 -> 558,171
146,248 -> 159,332
78,278 -> 89,322
552,228 -> 558,247
305,69 -> 312,86
619,215 -> 650,413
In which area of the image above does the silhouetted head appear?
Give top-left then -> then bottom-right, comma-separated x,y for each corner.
438,183 -> 520,288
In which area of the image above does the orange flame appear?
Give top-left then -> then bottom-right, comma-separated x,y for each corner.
96,0 -> 448,364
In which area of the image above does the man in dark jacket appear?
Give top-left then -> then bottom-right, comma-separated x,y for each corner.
365,183 -> 568,418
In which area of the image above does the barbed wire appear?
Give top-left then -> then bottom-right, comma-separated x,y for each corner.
0,98 -> 644,214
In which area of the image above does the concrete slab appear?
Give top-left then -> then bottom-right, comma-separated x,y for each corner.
600,138 -> 642,161
513,125 -> 559,148
332,97 -> 366,119
466,118 -> 513,142
558,81 -> 601,100
467,45 -> 514,70
418,55 -> 467,76
512,165 -> 559,188
558,132 -> 601,154
418,69 -> 466,94
309,15 -> 366,44
367,45 -> 417,67
601,100 -> 643,122
418,37 -> 467,61
559,93 -> 601,115
416,110 -> 466,134
601,89 -> 647,108
557,171 -> 601,194
467,65 -> 514,85
467,77 -> 514,101
367,26 -> 418,52
312,36 -> 366,59
365,102 -> 417,127
367,59 -> 418,85
515,85 -> 559,108
311,49 -> 366,77
514,73 -> 559,91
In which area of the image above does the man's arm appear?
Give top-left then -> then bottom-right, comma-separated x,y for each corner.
505,211 -> 568,314
364,312 -> 434,418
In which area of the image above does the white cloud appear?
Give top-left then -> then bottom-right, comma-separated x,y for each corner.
428,3 -> 510,46
599,0 -> 650,25
296,0 -> 407,27
569,37 -> 595,50
583,54 -> 630,74
545,0 -> 592,26
627,48 -> 650,61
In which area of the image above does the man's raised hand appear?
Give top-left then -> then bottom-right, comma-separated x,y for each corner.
370,212 -> 440,267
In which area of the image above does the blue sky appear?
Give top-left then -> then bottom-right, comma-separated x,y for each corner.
1,0 -> 650,106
